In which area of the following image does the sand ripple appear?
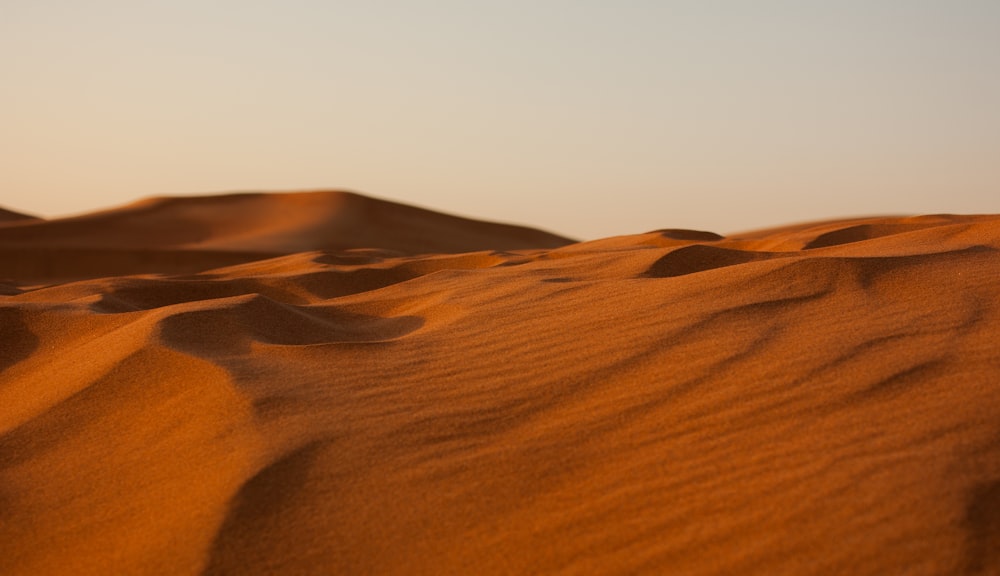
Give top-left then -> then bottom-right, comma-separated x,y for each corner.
1,193 -> 999,575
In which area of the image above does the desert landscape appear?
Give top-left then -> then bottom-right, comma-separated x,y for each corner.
1,190 -> 998,575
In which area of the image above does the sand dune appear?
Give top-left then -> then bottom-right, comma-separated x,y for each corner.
0,191 -> 573,282
1,193 -> 999,575
0,207 -> 40,224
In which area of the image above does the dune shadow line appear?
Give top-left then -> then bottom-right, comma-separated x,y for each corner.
201,440 -> 331,576
0,307 -> 39,374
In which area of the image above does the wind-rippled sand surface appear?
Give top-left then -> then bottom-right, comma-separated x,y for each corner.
2,191 -> 999,575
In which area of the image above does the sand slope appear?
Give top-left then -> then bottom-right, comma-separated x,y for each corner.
1,194 -> 999,575
0,191 -> 574,282
0,207 -> 40,224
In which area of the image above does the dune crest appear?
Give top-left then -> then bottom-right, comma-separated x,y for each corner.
1,195 -> 999,575
0,191 -> 574,282
0,207 -> 40,224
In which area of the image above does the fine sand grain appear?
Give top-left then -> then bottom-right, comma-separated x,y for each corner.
1,192 -> 999,575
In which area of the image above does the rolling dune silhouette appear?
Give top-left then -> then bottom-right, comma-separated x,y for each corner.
1,192 -> 999,575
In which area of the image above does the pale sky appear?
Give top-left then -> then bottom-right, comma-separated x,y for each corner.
3,1 -> 998,239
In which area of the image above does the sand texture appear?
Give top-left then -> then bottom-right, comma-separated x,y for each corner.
1,192 -> 999,575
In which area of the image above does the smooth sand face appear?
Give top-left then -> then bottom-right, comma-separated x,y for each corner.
1,192 -> 999,575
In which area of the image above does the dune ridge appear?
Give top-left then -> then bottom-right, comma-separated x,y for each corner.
0,191 -> 574,282
1,193 -> 999,575
0,207 -> 40,224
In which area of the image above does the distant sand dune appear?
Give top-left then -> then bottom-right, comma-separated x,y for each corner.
0,191 -> 573,282
1,192 -> 999,575
0,207 -> 40,224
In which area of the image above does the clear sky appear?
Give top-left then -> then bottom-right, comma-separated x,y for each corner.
3,1 -> 998,239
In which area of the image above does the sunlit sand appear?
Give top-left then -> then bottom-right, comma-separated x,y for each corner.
2,191 -> 998,574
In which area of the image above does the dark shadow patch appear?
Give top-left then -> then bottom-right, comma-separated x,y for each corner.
803,225 -> 877,249
157,295 -> 423,357
0,247 -> 279,283
0,307 -> 38,373
965,479 -> 1000,574
643,245 -> 774,278
293,268 -> 420,300
844,245 -> 996,290
647,229 -> 724,242
201,440 -> 331,576
802,222 -> 949,250
94,278 -> 310,313
313,249 -> 400,266
847,360 -> 947,403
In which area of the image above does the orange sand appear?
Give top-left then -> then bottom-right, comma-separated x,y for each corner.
1,191 -> 999,575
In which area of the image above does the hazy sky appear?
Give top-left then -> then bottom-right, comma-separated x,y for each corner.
3,1 -> 998,239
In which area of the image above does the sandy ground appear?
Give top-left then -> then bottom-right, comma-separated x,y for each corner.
1,191 -> 999,575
